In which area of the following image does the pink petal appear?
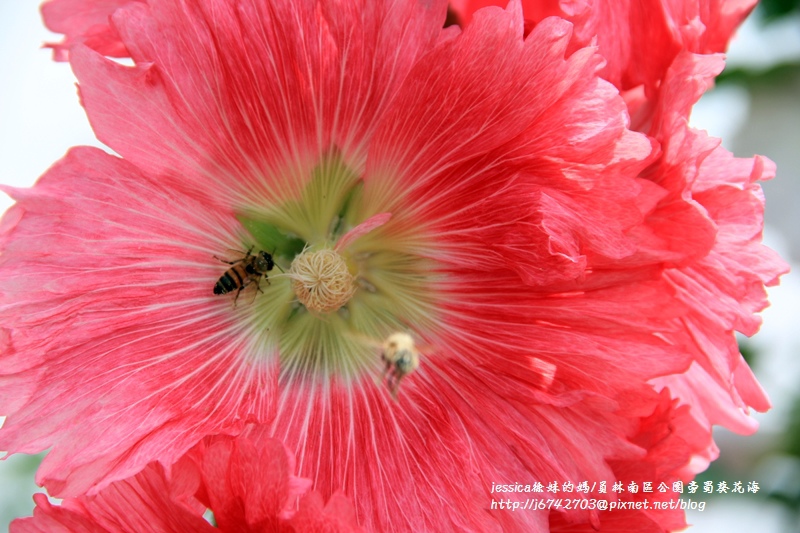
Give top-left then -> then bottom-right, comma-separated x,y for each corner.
450,0 -> 757,97
199,431 -> 311,529
41,0 -> 140,61
71,0 -> 448,199
368,11 -> 655,287
288,491 -> 365,533
11,466 -> 215,533
335,213 -> 392,252
0,147 -> 276,496
11,430 -> 336,532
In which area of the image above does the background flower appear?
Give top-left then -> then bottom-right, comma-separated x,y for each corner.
449,0 -> 758,100
11,428 -> 362,532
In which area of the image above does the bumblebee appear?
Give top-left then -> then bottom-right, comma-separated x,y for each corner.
213,247 -> 275,303
381,332 -> 419,399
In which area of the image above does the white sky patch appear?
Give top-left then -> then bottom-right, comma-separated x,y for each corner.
748,227 -> 800,435
726,13 -> 800,71
686,498 -> 791,533
690,84 -> 751,148
0,3 -> 103,215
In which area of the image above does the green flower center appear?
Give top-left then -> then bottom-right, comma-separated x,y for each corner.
231,153 -> 438,384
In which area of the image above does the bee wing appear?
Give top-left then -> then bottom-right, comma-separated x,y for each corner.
226,247 -> 250,257
214,248 -> 248,265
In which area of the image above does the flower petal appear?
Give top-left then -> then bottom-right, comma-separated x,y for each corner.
0,147 -> 277,496
11,465 -> 215,533
368,11 -> 655,286
450,0 -> 758,96
11,429 -> 355,532
71,0 -> 448,200
41,0 -> 138,61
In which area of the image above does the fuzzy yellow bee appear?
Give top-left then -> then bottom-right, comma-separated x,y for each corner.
381,332 -> 419,399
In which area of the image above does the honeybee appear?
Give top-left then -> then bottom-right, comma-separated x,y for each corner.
381,332 -> 420,399
213,247 -> 275,304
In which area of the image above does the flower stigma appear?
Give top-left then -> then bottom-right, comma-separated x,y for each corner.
289,248 -> 356,313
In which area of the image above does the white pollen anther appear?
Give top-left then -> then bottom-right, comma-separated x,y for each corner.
289,248 -> 356,313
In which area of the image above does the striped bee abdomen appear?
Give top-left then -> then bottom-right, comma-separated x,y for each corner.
213,268 -> 244,295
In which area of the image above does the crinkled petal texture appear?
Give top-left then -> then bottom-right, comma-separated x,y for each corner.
11,466 -> 214,533
11,429 -> 362,533
69,0 -> 447,197
0,147 -> 277,495
450,0 -> 757,96
642,52 -> 787,469
0,1 -> 785,532
453,0 -> 788,482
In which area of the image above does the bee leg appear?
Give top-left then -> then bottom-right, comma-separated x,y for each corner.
213,255 -> 240,265
390,365 -> 411,400
214,253 -> 248,266
247,280 -> 260,305
381,358 -> 392,381
387,371 -> 401,401
232,286 -> 245,307
380,360 -> 395,397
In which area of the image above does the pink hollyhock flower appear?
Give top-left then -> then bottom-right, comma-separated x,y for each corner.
11,428 -> 362,532
1,0 -> 785,531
